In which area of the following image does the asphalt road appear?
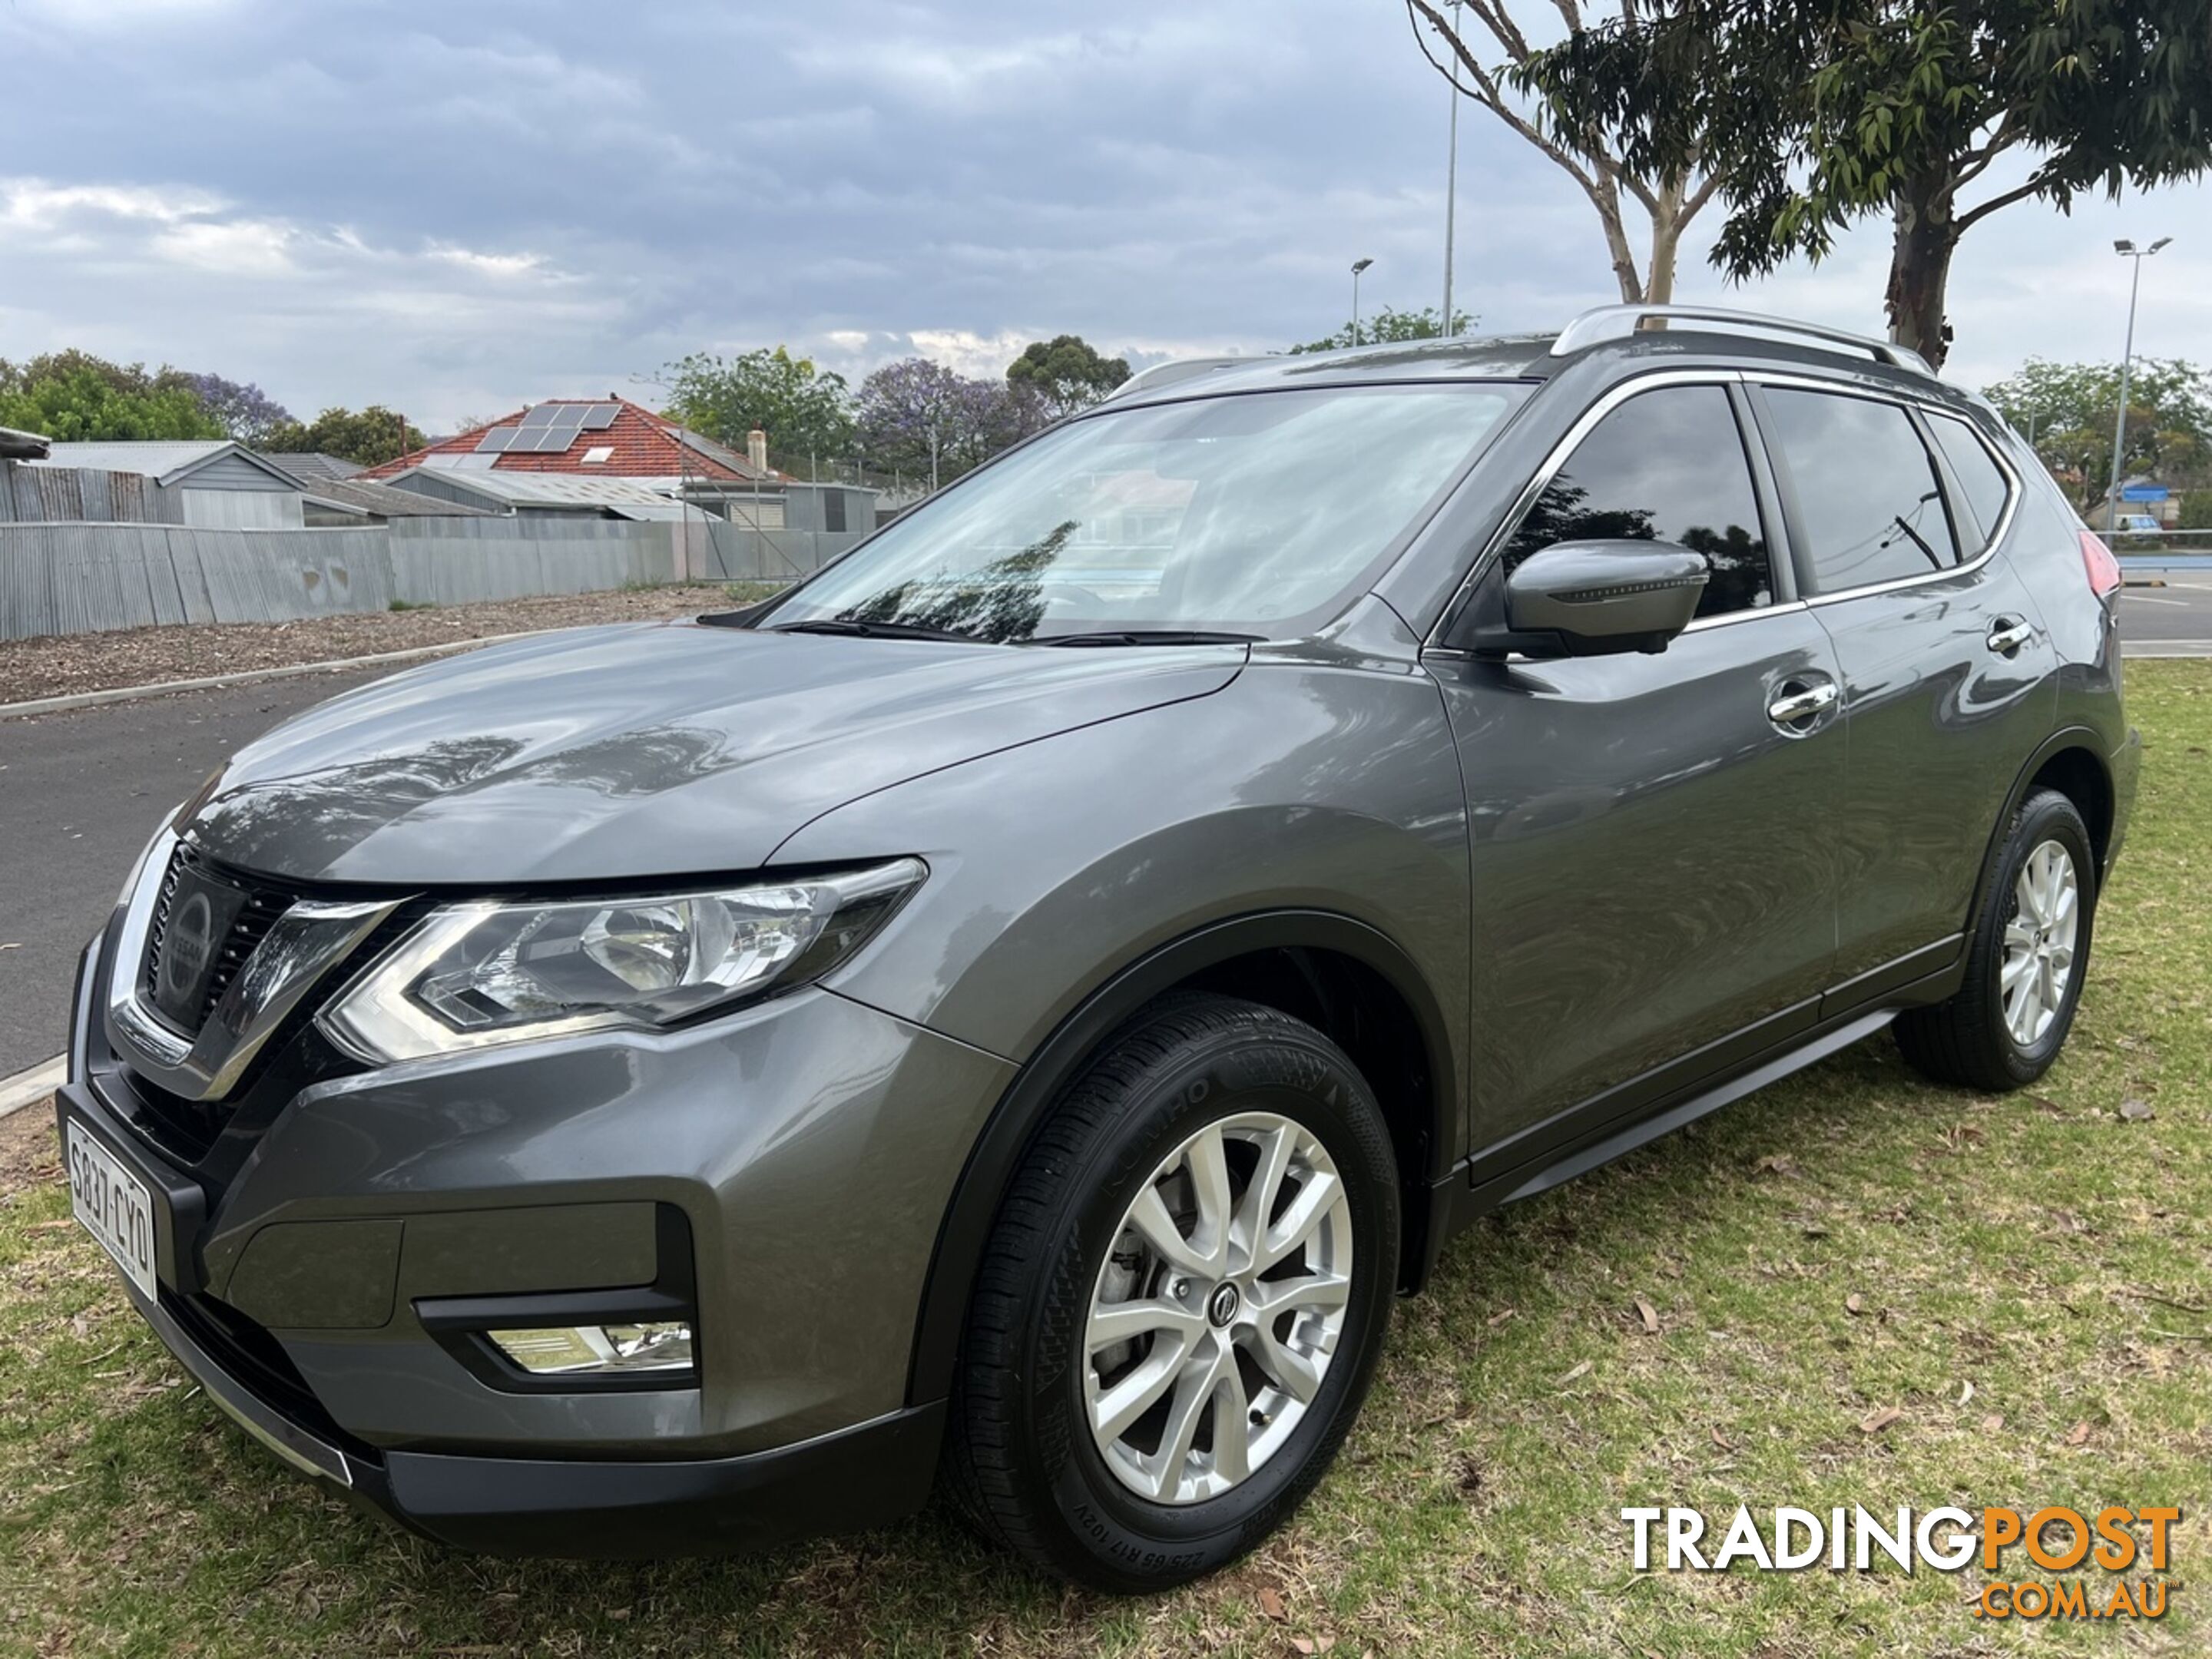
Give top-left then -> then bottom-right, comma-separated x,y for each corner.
2118,574 -> 2212,656
0,588 -> 2204,1078
0,668 -> 386,1077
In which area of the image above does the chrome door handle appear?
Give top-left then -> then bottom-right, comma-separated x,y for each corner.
1988,618 -> 2034,654
1767,681 -> 1839,724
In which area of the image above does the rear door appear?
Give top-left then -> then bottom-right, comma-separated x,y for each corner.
1429,375 -> 1846,1147
1747,379 -> 2058,998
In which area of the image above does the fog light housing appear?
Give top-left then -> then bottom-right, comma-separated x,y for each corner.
487,1321 -> 694,1376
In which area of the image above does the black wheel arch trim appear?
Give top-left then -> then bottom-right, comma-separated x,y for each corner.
905,908 -> 1459,1409
1969,726 -> 2114,939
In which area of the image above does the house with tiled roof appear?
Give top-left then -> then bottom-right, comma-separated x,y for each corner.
367,396 -> 875,538
363,396 -> 777,483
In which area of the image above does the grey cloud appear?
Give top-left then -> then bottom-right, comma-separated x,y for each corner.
0,0 -> 2204,429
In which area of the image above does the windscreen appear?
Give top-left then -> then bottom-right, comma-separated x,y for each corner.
766,383 -> 1524,642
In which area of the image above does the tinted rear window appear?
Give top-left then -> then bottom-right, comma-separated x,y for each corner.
1763,388 -> 1959,592
1926,412 -> 2013,551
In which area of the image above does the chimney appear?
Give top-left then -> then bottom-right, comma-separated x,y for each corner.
747,428 -> 769,473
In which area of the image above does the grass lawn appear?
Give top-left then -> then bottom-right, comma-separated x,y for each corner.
2,661 -> 2205,1657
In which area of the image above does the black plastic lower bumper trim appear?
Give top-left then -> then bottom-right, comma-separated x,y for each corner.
134,1253 -> 945,1555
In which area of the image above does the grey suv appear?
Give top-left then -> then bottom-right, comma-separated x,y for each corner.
58,306 -> 2137,1590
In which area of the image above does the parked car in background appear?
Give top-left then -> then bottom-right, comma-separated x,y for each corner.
2112,512 -> 2164,535
61,306 -> 2137,1591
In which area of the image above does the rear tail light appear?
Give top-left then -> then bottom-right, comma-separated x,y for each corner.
2080,529 -> 2121,599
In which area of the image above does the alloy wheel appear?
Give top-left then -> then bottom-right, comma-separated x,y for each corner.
1083,1111 -> 1353,1505
2002,838 -> 2080,1047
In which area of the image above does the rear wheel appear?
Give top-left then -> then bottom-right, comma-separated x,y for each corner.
1896,788 -> 2095,1091
942,993 -> 1399,1590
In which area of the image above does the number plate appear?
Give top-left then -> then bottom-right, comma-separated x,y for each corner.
67,1121 -> 159,1300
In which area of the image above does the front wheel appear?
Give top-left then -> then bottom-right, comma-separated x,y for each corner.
1896,787 -> 2096,1091
942,993 -> 1399,1591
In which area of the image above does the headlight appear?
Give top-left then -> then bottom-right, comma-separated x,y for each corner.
318,859 -> 925,1063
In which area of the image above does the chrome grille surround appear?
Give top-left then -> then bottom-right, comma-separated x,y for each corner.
105,830 -> 403,1103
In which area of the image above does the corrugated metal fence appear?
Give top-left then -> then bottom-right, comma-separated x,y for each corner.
0,516 -> 860,641
1,463 -> 182,525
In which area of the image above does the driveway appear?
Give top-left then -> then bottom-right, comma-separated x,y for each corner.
0,669 -> 387,1077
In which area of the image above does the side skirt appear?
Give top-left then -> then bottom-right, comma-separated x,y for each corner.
1412,957 -> 1965,1283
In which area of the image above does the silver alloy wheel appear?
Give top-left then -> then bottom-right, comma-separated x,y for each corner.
2002,838 -> 2080,1047
1083,1111 -> 1353,1505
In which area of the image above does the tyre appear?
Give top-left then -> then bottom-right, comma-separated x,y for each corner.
1896,787 -> 2096,1091
942,992 -> 1399,1591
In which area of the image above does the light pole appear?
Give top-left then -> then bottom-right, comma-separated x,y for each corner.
2104,236 -> 2171,534
1351,257 -> 1374,346
1441,0 -> 1462,336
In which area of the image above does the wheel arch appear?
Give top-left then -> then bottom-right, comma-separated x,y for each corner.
1969,728 -> 2115,938
905,910 -> 1460,1408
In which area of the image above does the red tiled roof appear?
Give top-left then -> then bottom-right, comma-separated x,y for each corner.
363,396 -> 785,482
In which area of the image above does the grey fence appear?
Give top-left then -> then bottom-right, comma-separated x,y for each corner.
1,463 -> 182,525
0,516 -> 863,641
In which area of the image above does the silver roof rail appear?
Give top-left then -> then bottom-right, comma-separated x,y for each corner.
1104,355 -> 1256,402
1549,305 -> 1934,376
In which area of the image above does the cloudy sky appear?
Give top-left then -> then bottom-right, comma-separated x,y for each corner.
2,0 -> 2207,432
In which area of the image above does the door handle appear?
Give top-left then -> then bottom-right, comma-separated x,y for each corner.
1987,618 -> 2034,654
1767,680 -> 1839,726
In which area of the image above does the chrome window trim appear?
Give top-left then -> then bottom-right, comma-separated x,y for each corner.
104,830 -> 402,1102
1422,366 -> 2027,655
1745,370 -> 2022,607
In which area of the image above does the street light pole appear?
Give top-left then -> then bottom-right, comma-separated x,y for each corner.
2104,236 -> 2171,534
1441,0 -> 1462,336
1351,257 -> 1374,346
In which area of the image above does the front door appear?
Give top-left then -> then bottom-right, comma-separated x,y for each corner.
1429,379 -> 1846,1151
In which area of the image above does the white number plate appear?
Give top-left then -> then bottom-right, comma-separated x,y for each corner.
68,1120 -> 159,1300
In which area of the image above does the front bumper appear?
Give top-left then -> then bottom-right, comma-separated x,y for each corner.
61,909 -> 1015,1554
95,1224 -> 943,1555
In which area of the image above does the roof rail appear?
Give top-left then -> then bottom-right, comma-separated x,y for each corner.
1549,305 -> 1934,376
1104,355 -> 1256,403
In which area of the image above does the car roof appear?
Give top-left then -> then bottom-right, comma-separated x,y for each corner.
1105,305 -> 1991,423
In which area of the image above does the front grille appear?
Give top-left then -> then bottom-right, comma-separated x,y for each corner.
115,1068 -> 230,1163
141,846 -> 291,1035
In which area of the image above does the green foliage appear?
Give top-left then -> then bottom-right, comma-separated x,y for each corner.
0,350 -> 224,442
1519,1 -> 2212,365
260,407 -> 429,467
1984,358 -> 2211,502
1289,306 -> 1476,355
1005,335 -> 1131,419
660,347 -> 855,471
2178,493 -> 2212,531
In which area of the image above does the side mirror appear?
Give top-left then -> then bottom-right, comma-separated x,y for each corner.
1447,539 -> 1709,658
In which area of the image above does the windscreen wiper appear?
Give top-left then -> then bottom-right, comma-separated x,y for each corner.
1022,630 -> 1263,647
766,618 -> 995,644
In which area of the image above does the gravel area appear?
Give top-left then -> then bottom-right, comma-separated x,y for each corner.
0,583 -> 783,706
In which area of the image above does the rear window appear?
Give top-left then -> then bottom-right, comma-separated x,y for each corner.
1761,388 -> 1959,593
1926,412 -> 2013,552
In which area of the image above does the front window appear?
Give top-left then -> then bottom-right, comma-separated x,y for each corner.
764,384 -> 1525,642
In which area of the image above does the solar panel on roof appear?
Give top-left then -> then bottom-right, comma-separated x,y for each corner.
530,428 -> 575,452
549,406 -> 590,430
475,426 -> 519,453
514,406 -> 556,429
581,404 -> 618,429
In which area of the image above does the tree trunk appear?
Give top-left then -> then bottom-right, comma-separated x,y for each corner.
1644,175 -> 1686,305
1588,168 -> 1646,304
1886,177 -> 1958,371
